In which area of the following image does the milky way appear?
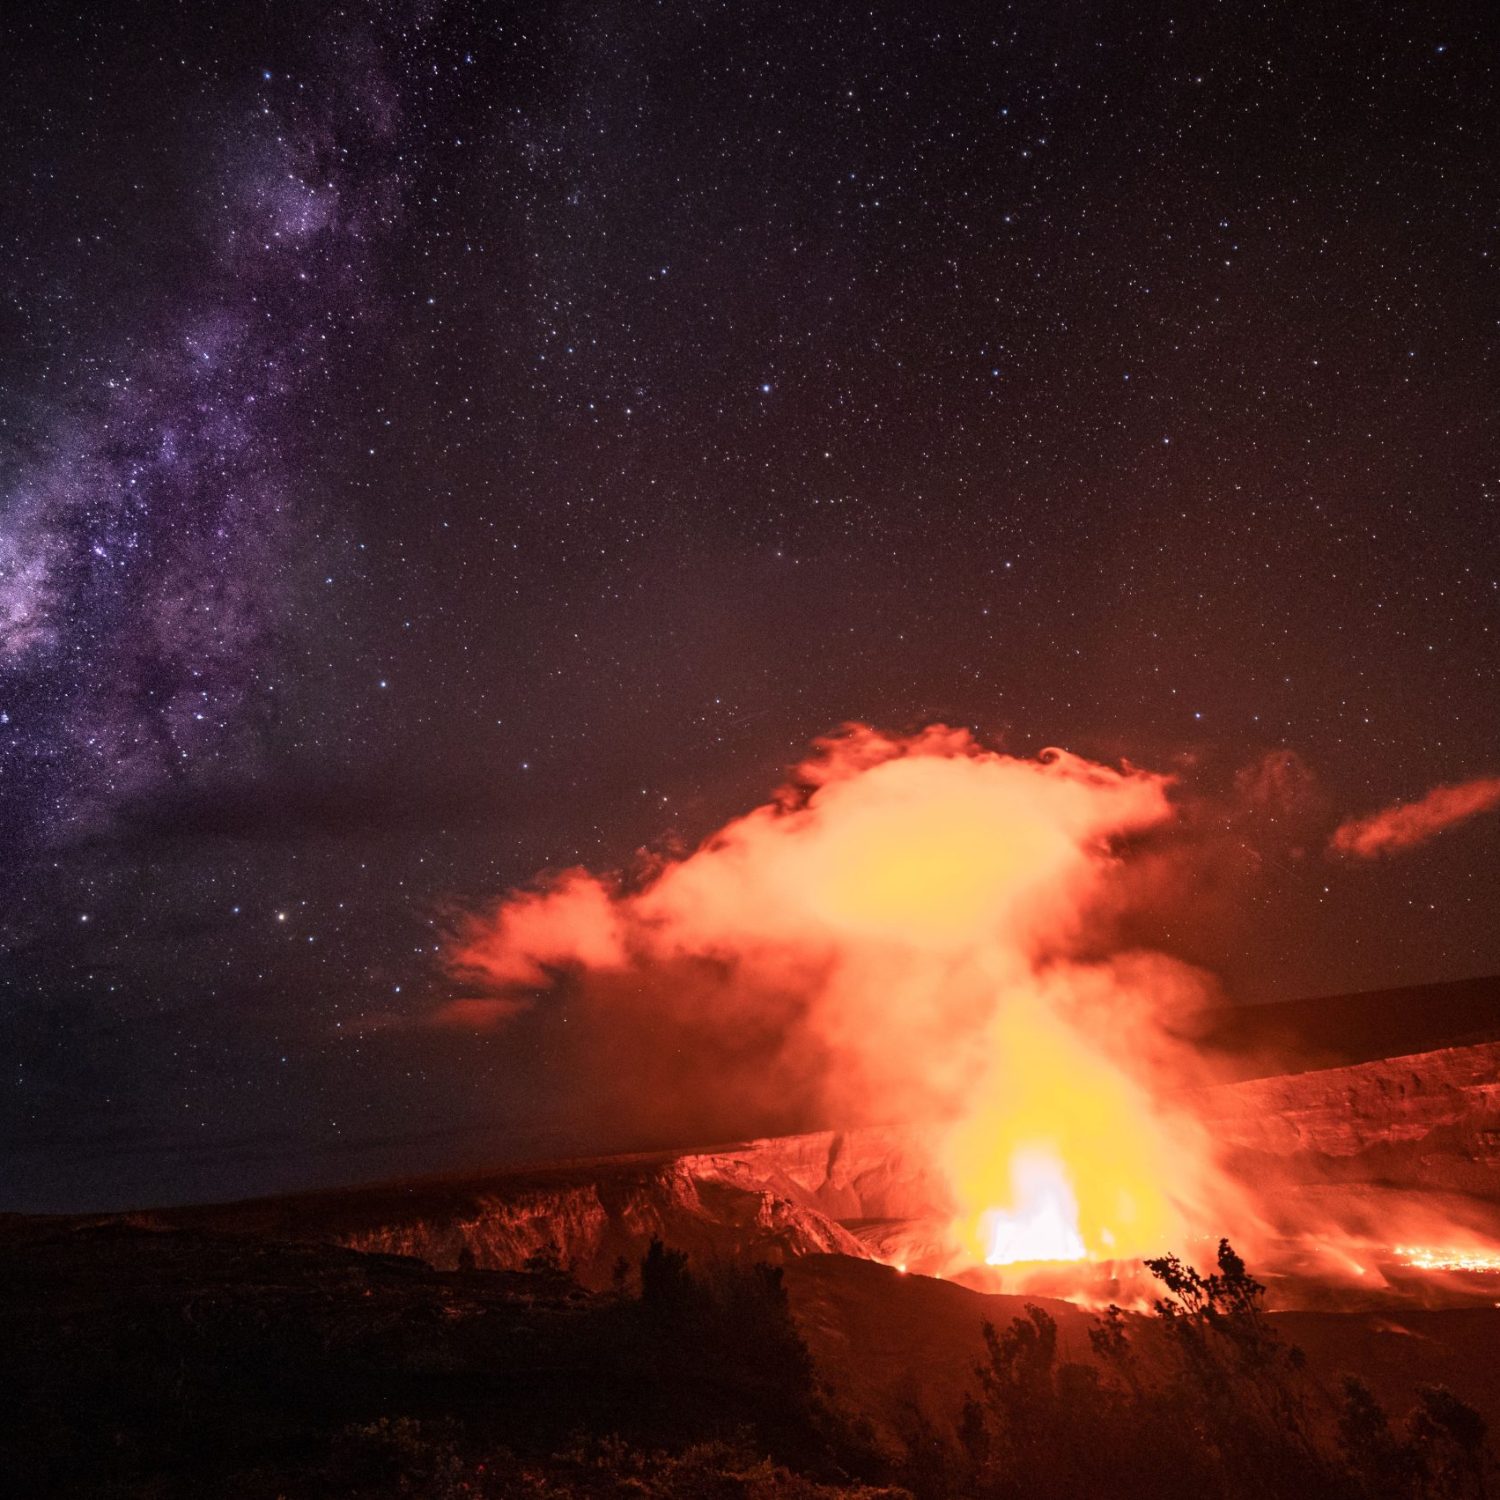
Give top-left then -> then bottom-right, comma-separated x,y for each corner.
1,28 -> 403,859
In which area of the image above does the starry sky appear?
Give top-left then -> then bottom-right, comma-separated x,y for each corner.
3,1 -> 1497,1211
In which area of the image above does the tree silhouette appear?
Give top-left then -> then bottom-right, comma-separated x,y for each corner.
957,1241 -> 1493,1500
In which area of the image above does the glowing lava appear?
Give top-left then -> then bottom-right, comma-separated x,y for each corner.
980,1149 -> 1088,1265
940,980 -> 1219,1279
1395,1245 -> 1500,1273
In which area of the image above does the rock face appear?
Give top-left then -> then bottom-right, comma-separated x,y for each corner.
1202,1040 -> 1500,1197
685,1123 -> 949,1223
120,1038 -> 1500,1284
334,1158 -> 874,1284
132,1148 -> 877,1287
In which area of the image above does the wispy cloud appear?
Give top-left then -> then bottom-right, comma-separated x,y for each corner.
1330,776 -> 1500,859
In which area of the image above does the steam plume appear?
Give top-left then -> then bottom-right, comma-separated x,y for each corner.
447,725 -> 1255,1274
1330,775 -> 1500,859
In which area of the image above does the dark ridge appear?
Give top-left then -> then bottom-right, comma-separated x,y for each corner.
1199,975 -> 1500,1079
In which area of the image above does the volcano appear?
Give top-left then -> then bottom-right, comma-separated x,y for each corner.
70,975 -> 1500,1299
8,977 -> 1500,1496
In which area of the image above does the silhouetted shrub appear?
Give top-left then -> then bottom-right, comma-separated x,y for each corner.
522,1237 -> 567,1276
627,1238 -> 844,1471
639,1236 -> 694,1319
956,1239 -> 1494,1500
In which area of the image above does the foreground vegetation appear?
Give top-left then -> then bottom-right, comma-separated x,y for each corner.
948,1240 -> 1491,1500
0,1222 -> 1489,1497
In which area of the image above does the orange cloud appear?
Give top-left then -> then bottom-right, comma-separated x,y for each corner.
1329,775 -> 1500,859
443,724 -> 1259,1281
450,869 -> 626,990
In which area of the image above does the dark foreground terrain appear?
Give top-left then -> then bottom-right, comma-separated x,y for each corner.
0,1218 -> 889,1498
8,979 -> 1500,1497
3,1217 -> 1497,1499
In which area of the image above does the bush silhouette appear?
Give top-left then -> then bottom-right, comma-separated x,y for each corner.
628,1237 -> 837,1468
955,1239 -> 1493,1500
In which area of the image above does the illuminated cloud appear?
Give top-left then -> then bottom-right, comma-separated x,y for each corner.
451,871 -> 627,989
1330,776 -> 1500,859
446,724 -> 1256,1277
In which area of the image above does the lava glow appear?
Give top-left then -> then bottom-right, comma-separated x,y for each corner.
979,1148 -> 1088,1265
1395,1245 -> 1500,1273
451,725 -> 1258,1291
937,973 -> 1217,1278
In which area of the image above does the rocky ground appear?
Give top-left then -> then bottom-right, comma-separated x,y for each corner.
8,976 -> 1500,1495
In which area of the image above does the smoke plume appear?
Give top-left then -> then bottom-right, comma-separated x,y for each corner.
447,724 -> 1256,1274
1330,775 -> 1500,859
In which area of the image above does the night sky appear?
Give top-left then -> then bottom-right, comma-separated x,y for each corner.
3,1 -> 1497,1211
